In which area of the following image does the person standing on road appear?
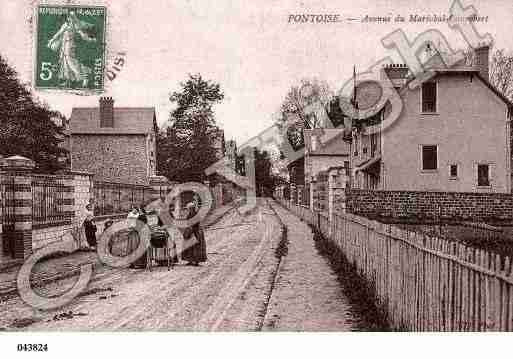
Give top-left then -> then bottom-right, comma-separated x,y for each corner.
83,204 -> 97,251
127,206 -> 139,228
181,202 -> 207,266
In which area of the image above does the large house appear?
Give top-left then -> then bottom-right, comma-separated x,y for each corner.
68,97 -> 158,185
349,45 -> 513,193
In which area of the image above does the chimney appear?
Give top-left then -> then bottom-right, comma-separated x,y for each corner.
474,44 -> 490,81
99,97 -> 114,127
381,64 -> 409,88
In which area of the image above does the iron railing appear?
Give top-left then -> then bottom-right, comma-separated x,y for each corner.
32,174 -> 72,228
93,181 -> 153,216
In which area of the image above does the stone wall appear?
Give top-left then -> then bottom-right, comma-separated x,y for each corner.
32,224 -> 73,250
346,189 -> 513,223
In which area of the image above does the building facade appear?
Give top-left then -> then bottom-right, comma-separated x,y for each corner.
351,45 -> 513,193
68,97 -> 157,185
304,129 -> 350,183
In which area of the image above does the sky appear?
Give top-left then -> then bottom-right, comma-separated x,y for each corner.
1,0 -> 512,145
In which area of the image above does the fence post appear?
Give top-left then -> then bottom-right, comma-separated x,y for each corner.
309,177 -> 316,211
290,183 -> 296,206
0,156 -> 35,259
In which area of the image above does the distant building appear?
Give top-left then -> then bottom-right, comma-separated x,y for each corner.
68,97 -> 157,185
304,129 -> 350,185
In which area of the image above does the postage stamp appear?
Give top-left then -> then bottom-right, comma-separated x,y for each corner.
34,5 -> 106,91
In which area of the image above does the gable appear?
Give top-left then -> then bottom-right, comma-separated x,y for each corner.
70,107 -> 156,134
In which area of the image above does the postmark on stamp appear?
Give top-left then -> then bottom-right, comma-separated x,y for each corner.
35,5 -> 106,91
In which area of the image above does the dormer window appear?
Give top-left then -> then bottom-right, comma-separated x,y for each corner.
421,81 -> 437,113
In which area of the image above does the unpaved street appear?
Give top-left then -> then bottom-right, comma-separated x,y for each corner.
0,199 -> 365,331
0,199 -> 283,331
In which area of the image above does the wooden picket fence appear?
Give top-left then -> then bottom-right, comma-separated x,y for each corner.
279,199 -> 513,331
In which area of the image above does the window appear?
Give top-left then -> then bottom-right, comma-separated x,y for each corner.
363,147 -> 368,154
450,164 -> 458,178
422,145 -> 438,170
353,136 -> 359,156
477,164 -> 490,186
370,133 -> 377,157
421,81 -> 437,113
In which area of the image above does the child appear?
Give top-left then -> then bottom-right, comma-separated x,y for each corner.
104,219 -> 114,254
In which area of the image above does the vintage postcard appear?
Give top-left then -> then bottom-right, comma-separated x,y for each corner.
0,0 -> 512,357
34,5 -> 106,91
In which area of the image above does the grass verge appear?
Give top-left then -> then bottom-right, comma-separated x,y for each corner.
309,224 -> 391,331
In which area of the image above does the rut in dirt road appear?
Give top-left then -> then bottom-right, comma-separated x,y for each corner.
0,199 -> 284,331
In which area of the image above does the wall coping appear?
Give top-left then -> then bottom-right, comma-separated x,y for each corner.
62,170 -> 94,177
348,188 -> 513,196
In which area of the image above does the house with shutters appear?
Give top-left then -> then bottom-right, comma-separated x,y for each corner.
68,97 -> 158,185
349,44 -> 513,193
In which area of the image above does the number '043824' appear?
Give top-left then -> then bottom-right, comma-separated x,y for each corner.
17,344 -> 48,352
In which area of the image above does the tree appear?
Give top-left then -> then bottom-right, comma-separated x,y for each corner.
464,47 -> 513,101
0,54 -> 67,173
273,78 -> 333,153
490,49 -> 513,101
253,148 -> 279,197
157,74 -> 224,183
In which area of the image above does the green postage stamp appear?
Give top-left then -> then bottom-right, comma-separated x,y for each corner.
35,5 -> 106,91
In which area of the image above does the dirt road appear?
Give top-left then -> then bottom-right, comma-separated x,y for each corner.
0,199 -> 283,331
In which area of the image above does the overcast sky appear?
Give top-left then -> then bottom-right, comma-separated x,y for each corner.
1,0 -> 512,144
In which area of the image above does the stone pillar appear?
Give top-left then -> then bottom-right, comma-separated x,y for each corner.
1,156 -> 35,259
328,167 -> 349,223
70,171 -> 94,223
211,183 -> 222,207
0,165 -> 3,259
290,183 -> 297,205
309,177 -> 316,211
203,180 -> 215,209
59,174 -> 75,225
278,185 -> 284,200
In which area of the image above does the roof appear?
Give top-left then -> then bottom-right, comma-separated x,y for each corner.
401,70 -> 513,109
69,107 -> 157,134
406,50 -> 513,108
304,129 -> 349,156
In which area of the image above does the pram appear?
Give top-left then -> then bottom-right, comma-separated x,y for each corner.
127,214 -> 178,271
148,224 -> 178,271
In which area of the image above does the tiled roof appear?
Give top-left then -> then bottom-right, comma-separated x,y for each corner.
69,107 -> 156,134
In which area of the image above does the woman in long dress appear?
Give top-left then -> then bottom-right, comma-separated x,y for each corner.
47,11 -> 96,87
181,202 -> 207,266
83,204 -> 97,250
